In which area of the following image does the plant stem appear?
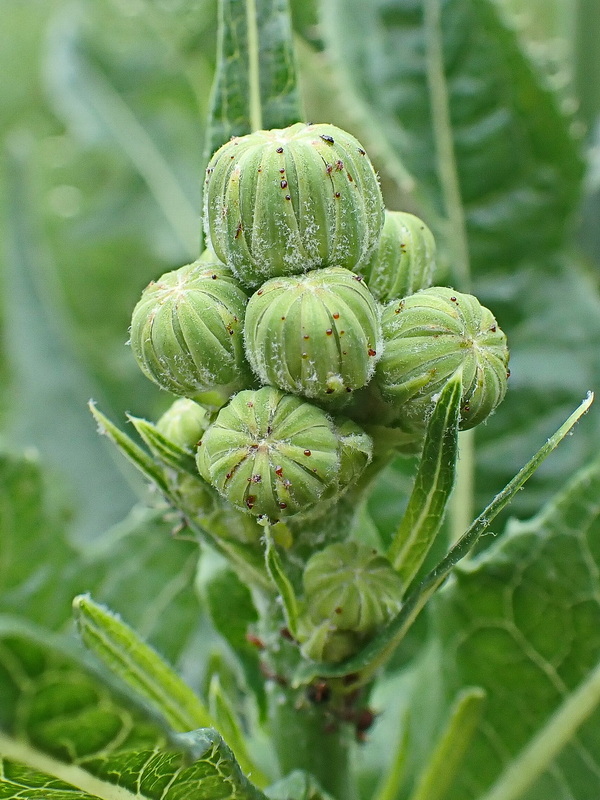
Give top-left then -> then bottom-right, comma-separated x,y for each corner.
246,0 -> 262,131
478,656 -> 600,800
449,429 -> 474,544
267,684 -> 358,800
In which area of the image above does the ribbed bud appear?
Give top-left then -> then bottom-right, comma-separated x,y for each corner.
156,398 -> 208,450
203,122 -> 384,287
299,541 -> 403,663
361,211 -> 436,302
196,387 -> 342,520
244,267 -> 382,405
130,261 -> 251,407
376,287 -> 509,430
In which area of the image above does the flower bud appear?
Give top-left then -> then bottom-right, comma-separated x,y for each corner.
361,211 -> 436,302
130,261 -> 251,407
375,287 -> 509,430
299,541 -> 403,663
156,398 -> 208,451
203,122 -> 384,287
244,267 -> 382,405
196,387 -> 342,520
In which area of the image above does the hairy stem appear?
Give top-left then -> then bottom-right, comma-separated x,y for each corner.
246,0 -> 262,131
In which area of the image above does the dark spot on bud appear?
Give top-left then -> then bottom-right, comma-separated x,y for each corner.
347,173 -> 354,182
335,607 -> 343,614
225,472 -> 232,480
358,148 -> 366,155
326,329 -> 333,335
340,330 -> 346,336
342,351 -> 347,355
321,134 -> 335,144
303,334 -> 310,340
281,316 -> 286,321
247,402 -> 254,407
306,121 -> 314,127
356,709 -> 376,733
267,426 -> 272,434
353,274 -> 364,281
490,325 -> 497,332
249,474 -> 262,483
257,168 -> 262,173
346,387 -> 352,392
230,154 -> 235,159
326,388 -> 334,394
279,502 -> 287,509
211,273 -> 218,279
335,192 -> 341,198
235,223 -> 243,239
450,296 -> 457,302
335,160 -> 344,171
279,168 -> 285,174
507,369 -> 511,378
257,290 -> 263,295
333,312 -> 340,319
302,352 -> 308,358
304,449 -> 312,456
206,167 -> 214,174
462,404 -> 470,413
276,147 -> 284,153
280,627 -> 296,642
285,194 -> 291,200
368,349 -> 377,357
283,479 -> 292,488
246,495 -> 256,510
228,328 -> 234,335
281,180 -> 288,189
275,466 -> 283,476
326,164 -> 333,174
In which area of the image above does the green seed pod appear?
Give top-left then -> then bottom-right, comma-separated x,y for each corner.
299,541 -> 403,663
130,260 -> 251,408
196,387 -> 342,520
244,267 -> 382,405
375,287 -> 509,430
156,398 -> 209,451
362,210 -> 437,302
203,122 -> 384,287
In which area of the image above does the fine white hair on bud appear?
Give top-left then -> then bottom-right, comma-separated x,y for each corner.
203,122 -> 384,288
244,267 -> 382,407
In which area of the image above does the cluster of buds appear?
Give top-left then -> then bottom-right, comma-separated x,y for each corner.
129,121 -> 509,660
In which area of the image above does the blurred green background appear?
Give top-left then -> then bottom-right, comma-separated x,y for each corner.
1,0 -> 600,545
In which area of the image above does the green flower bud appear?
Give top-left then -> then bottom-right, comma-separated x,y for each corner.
244,267 -> 382,405
156,398 -> 209,451
196,387 -> 342,520
130,261 -> 251,408
299,541 -> 403,663
337,418 -> 373,488
362,210 -> 437,302
203,122 -> 384,287
376,287 -> 509,430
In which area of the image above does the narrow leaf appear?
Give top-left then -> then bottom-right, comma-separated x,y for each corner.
373,714 -> 410,800
73,594 -> 214,733
263,525 -> 300,638
409,687 -> 485,800
388,373 -> 461,584
205,0 -> 301,158
89,401 -> 169,494
208,674 -> 270,787
293,393 -> 593,686
266,770 -> 336,800
128,414 -> 199,477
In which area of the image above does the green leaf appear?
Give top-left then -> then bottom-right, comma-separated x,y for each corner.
388,373 -> 461,584
263,526 -> 300,639
408,687 -> 485,800
73,595 -> 214,733
0,620 -> 268,800
427,449 -> 600,798
320,0 -> 584,275
128,414 -> 199,477
266,770 -> 335,800
205,0 -> 302,158
293,393 -> 592,687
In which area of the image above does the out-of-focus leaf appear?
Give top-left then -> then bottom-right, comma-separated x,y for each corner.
427,452 -> 600,799
321,0 -> 584,275
205,0 -> 301,159
266,770 -> 335,800
2,138 -> 139,541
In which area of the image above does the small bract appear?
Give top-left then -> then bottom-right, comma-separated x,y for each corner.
156,398 -> 209,451
361,210 -> 437,302
203,122 -> 384,287
130,260 -> 251,407
244,267 -> 382,405
196,387 -> 342,520
376,287 -> 509,430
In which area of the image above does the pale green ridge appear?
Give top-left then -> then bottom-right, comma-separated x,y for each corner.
208,674 -> 270,788
478,656 -> 600,800
409,687 -> 486,800
292,393 -> 593,686
73,595 -> 213,732
263,525 -> 300,638
388,373 -> 461,583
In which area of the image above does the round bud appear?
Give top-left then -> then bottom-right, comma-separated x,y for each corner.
130,261 -> 251,407
361,211 -> 437,302
375,287 -> 509,430
303,542 -> 403,632
156,398 -> 208,451
244,267 -> 382,405
203,122 -> 384,287
196,387 -> 342,520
